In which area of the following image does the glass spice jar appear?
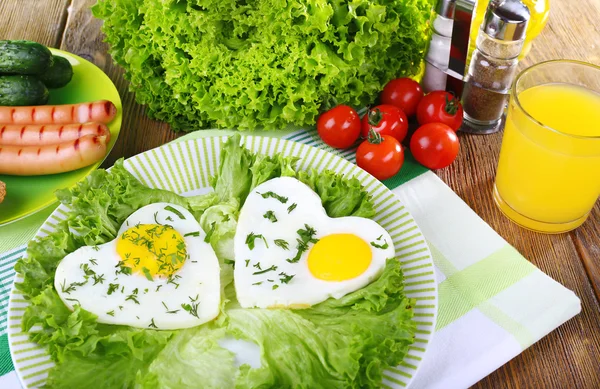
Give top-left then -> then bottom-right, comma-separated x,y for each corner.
460,0 -> 530,134
422,0 -> 456,93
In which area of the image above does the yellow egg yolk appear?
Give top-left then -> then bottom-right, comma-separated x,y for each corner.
116,224 -> 187,279
307,234 -> 372,281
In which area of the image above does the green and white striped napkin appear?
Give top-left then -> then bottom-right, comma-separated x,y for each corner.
0,129 -> 581,388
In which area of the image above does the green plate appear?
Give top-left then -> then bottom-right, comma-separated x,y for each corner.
0,48 -> 122,226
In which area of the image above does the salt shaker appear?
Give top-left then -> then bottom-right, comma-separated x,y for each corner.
422,0 -> 478,95
422,0 -> 455,93
460,0 -> 530,134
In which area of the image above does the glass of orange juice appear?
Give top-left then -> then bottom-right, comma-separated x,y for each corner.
494,60 -> 600,233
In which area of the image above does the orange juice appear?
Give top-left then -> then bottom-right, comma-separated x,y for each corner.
494,83 -> 600,233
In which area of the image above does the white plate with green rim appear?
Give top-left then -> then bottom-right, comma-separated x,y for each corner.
7,135 -> 437,388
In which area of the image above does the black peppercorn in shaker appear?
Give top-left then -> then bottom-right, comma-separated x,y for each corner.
460,0 -> 530,134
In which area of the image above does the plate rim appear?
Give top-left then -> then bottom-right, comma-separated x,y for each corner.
8,135 -> 437,388
0,47 -> 122,226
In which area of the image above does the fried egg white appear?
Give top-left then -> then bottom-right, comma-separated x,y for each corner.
234,177 -> 394,309
54,203 -> 221,330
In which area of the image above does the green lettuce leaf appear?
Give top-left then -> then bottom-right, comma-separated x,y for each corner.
212,134 -> 376,218
187,192 -> 220,219
45,328 -> 174,389
14,225 -> 75,298
200,199 -> 240,304
211,134 -> 255,204
298,169 -> 376,218
55,159 -> 188,245
92,0 -> 433,131
250,153 -> 299,191
21,286 -> 100,363
142,327 -> 236,389
142,260 -> 415,389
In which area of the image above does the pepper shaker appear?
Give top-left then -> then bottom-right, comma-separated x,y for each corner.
460,0 -> 530,134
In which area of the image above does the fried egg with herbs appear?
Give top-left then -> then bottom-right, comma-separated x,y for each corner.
234,177 -> 394,308
54,203 -> 221,330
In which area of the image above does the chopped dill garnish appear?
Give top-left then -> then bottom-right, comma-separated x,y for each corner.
92,273 -> 105,285
181,302 -> 200,318
142,267 -> 153,281
263,210 -> 278,223
253,265 -> 277,275
370,235 -> 390,249
259,191 -> 288,203
107,283 -> 119,295
246,232 -> 268,250
164,205 -> 185,219
279,272 -> 295,284
274,239 -> 289,250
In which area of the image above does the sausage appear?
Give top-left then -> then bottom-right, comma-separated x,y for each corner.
0,123 -> 110,146
0,135 -> 108,176
0,100 -> 117,125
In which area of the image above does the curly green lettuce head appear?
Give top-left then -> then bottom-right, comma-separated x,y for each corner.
93,0 -> 434,131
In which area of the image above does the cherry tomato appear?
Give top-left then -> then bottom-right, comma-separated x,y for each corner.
360,104 -> 408,142
410,123 -> 459,170
317,105 -> 361,149
356,130 -> 404,180
380,78 -> 424,117
416,91 -> 464,131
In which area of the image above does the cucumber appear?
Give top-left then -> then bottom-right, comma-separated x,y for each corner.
39,55 -> 73,88
0,75 -> 49,106
0,40 -> 53,75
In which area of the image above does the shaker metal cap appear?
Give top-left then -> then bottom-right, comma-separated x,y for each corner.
435,0 -> 456,19
483,0 -> 530,41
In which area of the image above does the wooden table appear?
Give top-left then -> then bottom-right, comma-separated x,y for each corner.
2,0 -> 600,387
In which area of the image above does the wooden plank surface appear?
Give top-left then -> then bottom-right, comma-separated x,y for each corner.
436,0 -> 600,386
2,0 -> 600,388
0,0 -> 70,46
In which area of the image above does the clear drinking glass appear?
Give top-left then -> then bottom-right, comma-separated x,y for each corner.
493,60 -> 600,233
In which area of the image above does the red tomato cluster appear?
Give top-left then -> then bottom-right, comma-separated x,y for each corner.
316,78 -> 462,180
